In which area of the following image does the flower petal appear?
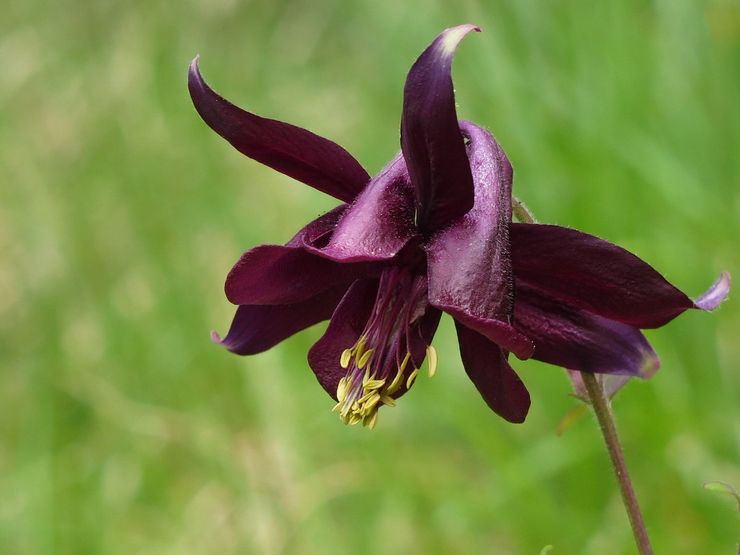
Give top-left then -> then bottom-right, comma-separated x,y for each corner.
455,323 -> 531,423
304,154 -> 417,262
224,244 -> 371,306
189,58 -> 370,202
510,223 -> 712,328
513,283 -> 660,376
212,285 -> 348,355
409,307 -> 442,369
401,25 -> 479,233
694,271 -> 731,311
307,279 -> 378,399
426,122 -> 534,360
286,205 -> 346,248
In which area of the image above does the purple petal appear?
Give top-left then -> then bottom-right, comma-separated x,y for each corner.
189,58 -> 369,202
694,271 -> 731,311
286,205 -> 347,248
511,223 -> 697,328
409,308 -> 442,369
307,280 -> 378,398
304,154 -> 417,262
213,285 -> 348,355
446,311 -> 535,361
513,283 -> 660,376
224,244 -> 370,306
455,323 -> 531,423
401,25 -> 479,233
426,122 -> 533,360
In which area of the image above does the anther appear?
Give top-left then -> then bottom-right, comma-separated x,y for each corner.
406,367 -> 420,389
426,345 -> 438,377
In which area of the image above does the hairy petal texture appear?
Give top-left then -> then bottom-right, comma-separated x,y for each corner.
189,58 -> 369,202
510,223 -> 697,328
513,283 -> 659,376
456,323 -> 531,423
427,122 -> 533,360
213,285 -> 348,355
401,24 -> 478,233
305,155 -> 417,262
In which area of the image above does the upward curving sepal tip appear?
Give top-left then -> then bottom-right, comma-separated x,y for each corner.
694,271 -> 731,311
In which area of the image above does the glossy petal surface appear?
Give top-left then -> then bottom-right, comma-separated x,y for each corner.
513,283 -> 659,376
510,223 -> 696,328
224,244 -> 367,305
213,286 -> 347,355
305,155 -> 417,262
401,25 -> 478,233
427,122 -> 533,359
456,323 -> 531,423
189,58 -> 369,202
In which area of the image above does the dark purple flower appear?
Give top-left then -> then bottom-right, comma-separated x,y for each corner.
189,25 -> 730,428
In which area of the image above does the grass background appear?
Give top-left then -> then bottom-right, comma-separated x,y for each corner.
1,0 -> 738,553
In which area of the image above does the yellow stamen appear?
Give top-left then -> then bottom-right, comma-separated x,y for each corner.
357,348 -> 374,369
364,411 -> 378,429
340,349 -> 352,369
357,390 -> 379,405
363,378 -> 386,391
406,367 -> 420,389
386,353 -> 411,394
336,377 -> 349,402
381,395 -> 396,406
426,345 -> 438,378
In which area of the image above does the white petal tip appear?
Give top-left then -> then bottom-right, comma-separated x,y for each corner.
694,271 -> 731,311
438,24 -> 481,55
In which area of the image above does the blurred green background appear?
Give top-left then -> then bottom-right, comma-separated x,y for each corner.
1,0 -> 738,553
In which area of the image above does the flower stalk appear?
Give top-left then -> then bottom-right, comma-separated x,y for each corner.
515,196 -> 653,553
581,372 -> 653,555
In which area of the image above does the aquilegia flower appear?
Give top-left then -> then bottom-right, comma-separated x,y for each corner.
189,25 -> 729,428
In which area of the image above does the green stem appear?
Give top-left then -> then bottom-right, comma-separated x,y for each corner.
581,372 -> 653,555
510,195 -> 652,552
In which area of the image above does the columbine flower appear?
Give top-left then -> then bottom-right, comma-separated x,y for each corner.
189,25 -> 729,428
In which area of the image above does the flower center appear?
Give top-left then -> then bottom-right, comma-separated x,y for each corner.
334,267 -> 437,428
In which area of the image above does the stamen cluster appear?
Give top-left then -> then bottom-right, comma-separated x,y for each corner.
333,268 -> 437,428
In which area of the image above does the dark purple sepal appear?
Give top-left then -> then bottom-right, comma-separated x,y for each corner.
225,244 -> 369,306
455,323 -> 531,423
513,283 -> 660,376
189,58 -> 369,202
286,205 -> 347,248
401,25 -> 478,233
307,279 -> 378,399
427,122 -> 532,359
304,155 -> 418,262
510,223 -> 697,328
212,285 -> 348,355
